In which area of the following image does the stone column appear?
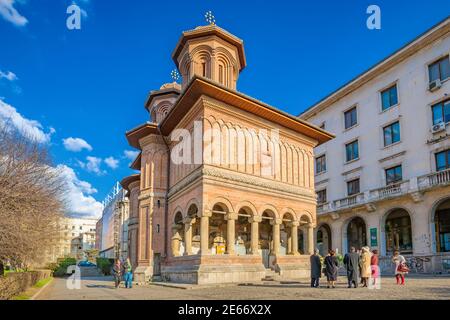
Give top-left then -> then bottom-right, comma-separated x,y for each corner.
200,211 -> 211,255
306,223 -> 314,255
183,218 -> 194,256
226,213 -> 237,255
271,218 -> 282,256
287,227 -> 292,255
292,221 -> 299,255
250,216 -> 262,255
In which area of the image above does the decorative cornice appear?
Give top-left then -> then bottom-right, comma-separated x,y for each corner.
378,151 -> 406,163
168,165 -> 316,201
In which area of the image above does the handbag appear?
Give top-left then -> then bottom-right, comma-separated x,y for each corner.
397,263 -> 410,273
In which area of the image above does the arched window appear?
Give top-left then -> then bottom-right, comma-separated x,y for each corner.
202,62 -> 207,77
435,198 -> 450,252
218,64 -> 224,84
385,209 -> 412,255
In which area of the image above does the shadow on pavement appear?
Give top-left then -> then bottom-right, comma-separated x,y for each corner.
86,284 -> 116,289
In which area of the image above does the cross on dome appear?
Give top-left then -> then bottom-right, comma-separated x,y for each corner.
205,11 -> 216,25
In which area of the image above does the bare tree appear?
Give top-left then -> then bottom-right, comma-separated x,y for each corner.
0,123 -> 66,270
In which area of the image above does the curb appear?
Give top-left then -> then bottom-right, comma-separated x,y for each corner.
30,277 -> 54,300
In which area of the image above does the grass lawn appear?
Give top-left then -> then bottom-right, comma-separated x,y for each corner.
10,277 -> 53,300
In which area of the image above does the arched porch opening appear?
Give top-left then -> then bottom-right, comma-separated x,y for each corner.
260,210 -> 275,267
235,207 -> 252,255
281,213 -> 299,255
435,198 -> 450,253
347,217 -> 367,252
210,203 -> 228,255
385,209 -> 413,256
171,211 -> 184,257
317,224 -> 332,256
298,229 -> 305,254
186,203 -> 200,255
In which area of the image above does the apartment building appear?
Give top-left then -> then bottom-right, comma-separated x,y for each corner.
300,17 -> 450,273
46,216 -> 97,262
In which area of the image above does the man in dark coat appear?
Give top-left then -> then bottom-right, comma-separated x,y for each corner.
310,249 -> 322,288
344,247 -> 360,288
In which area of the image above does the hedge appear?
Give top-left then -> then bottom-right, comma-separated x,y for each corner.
0,270 -> 52,300
96,258 -> 113,276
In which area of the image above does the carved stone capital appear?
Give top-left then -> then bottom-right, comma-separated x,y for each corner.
270,218 -> 283,226
226,212 -> 238,220
249,216 -> 262,223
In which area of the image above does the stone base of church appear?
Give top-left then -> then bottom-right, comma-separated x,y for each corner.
134,266 -> 153,284
161,255 -> 267,285
273,255 -> 311,279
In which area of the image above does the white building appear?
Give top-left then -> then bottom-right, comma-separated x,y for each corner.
300,17 -> 450,273
98,182 -> 129,260
46,216 -> 97,262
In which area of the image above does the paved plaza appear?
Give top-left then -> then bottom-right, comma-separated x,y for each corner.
36,275 -> 450,300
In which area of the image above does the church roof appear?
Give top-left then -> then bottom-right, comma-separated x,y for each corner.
120,174 -> 140,191
130,152 -> 141,170
160,76 -> 334,145
125,122 -> 159,149
144,82 -> 181,111
172,24 -> 247,72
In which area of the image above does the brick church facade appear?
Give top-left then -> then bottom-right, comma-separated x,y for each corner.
120,22 -> 333,284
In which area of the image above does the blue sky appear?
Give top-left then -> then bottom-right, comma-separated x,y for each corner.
0,0 -> 449,218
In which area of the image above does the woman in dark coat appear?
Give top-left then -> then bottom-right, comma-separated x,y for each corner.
324,249 -> 339,288
310,249 -> 322,288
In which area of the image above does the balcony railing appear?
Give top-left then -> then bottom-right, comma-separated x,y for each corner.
317,202 -> 330,214
418,168 -> 450,190
333,193 -> 364,210
317,170 -> 450,215
369,180 -> 409,201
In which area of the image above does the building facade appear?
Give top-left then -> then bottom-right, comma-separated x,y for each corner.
121,23 -> 333,284
46,216 -> 97,262
300,17 -> 450,274
98,183 -> 130,260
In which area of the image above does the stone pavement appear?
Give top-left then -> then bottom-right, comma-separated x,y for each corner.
36,275 -> 450,300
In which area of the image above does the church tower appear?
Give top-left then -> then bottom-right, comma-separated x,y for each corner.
172,23 -> 246,90
145,82 -> 181,123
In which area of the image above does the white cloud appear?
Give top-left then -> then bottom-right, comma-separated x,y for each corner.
104,156 -> 119,169
85,156 -> 104,175
57,164 -> 103,218
63,137 -> 93,152
0,99 -> 54,143
0,0 -> 28,26
124,150 -> 139,160
0,70 -> 18,81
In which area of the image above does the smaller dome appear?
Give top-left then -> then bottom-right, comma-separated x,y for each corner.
160,82 -> 182,91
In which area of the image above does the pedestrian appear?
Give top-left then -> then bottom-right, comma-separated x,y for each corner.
112,259 -> 122,289
371,249 -> 379,286
343,246 -> 360,288
123,258 -> 133,289
310,249 -> 322,288
392,250 -> 409,285
324,249 -> 339,288
359,247 -> 372,287
357,248 -> 364,285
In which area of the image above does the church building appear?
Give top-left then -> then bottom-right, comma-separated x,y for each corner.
120,21 -> 333,284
